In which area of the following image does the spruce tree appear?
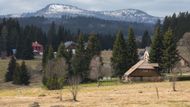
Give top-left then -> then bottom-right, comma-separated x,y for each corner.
71,33 -> 89,81
20,61 -> 30,85
149,27 -> 164,65
0,26 -> 8,58
42,46 -> 48,67
16,28 -> 25,59
13,63 -> 21,85
47,45 -> 54,60
86,34 -> 101,58
22,36 -> 34,60
5,56 -> 16,82
111,31 -> 127,79
75,33 -> 85,56
126,28 -> 139,70
47,22 -> 57,50
57,42 -> 68,60
141,30 -> 151,48
161,29 -> 179,73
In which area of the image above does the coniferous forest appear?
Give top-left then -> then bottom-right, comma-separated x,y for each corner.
1,12 -> 190,59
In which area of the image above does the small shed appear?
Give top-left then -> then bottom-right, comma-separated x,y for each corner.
123,50 -> 161,82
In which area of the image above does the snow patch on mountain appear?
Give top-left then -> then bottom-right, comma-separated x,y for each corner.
3,3 -> 162,24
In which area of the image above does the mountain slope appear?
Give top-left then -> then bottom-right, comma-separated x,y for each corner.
15,3 -> 161,24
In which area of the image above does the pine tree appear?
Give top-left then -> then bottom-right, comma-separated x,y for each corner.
149,27 -> 164,65
86,34 -> 101,58
57,26 -> 65,43
20,61 -> 30,85
5,56 -> 16,82
75,33 -> 85,56
57,42 -> 68,60
71,33 -> 89,81
0,26 -> 8,58
111,31 -> 127,79
16,28 -> 25,59
161,29 -> 179,73
12,61 -> 30,85
13,63 -> 21,85
141,30 -> 151,48
47,45 -> 54,60
126,28 -> 139,70
22,36 -> 34,60
42,46 -> 48,67
47,22 -> 57,50
7,28 -> 19,56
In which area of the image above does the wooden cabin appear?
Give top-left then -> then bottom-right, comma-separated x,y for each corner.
123,50 -> 161,82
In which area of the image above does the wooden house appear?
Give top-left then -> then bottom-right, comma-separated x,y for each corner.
32,41 -> 43,55
64,41 -> 77,54
123,50 -> 161,82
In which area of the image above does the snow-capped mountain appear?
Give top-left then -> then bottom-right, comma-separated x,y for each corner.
4,4 -> 161,24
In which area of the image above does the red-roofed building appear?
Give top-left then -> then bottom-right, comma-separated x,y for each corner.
32,41 -> 43,55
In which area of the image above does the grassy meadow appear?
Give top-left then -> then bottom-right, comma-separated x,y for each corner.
0,81 -> 190,107
0,57 -> 190,107
0,58 -> 41,83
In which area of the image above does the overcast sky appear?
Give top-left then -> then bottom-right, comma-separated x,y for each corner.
0,0 -> 190,17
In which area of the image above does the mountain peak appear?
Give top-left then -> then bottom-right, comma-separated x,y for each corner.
3,3 -> 161,24
41,3 -> 82,13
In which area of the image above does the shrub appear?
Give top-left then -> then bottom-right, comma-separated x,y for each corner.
43,58 -> 68,90
177,76 -> 190,81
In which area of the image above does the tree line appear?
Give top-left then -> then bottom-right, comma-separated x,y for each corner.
0,18 -> 116,60
149,21 -> 179,73
162,12 -> 190,41
42,32 -> 101,101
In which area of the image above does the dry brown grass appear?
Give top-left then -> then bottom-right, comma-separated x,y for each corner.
0,81 -> 190,107
0,58 -> 41,83
1,56 -> 190,107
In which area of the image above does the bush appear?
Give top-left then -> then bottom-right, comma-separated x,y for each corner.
44,74 -> 65,90
43,58 -> 68,90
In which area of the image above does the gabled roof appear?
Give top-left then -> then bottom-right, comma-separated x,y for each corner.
32,41 -> 43,47
124,60 -> 159,77
124,60 -> 145,76
64,41 -> 76,48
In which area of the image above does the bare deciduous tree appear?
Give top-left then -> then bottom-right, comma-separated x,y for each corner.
89,55 -> 103,87
101,64 -> 113,79
68,75 -> 81,101
43,58 -> 68,101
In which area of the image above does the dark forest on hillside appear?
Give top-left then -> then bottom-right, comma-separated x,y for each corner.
0,12 -> 190,59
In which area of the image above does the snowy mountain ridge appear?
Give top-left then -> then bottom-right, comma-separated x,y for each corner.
3,3 -> 162,24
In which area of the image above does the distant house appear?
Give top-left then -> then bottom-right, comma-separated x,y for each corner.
123,50 -> 161,82
64,41 -> 77,54
32,41 -> 43,55
176,32 -> 190,72
137,47 -> 150,60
